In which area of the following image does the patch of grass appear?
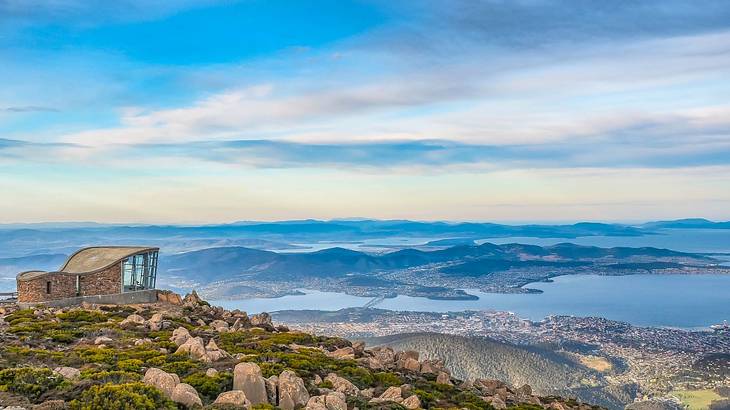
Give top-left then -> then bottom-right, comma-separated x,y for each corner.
672,389 -> 724,410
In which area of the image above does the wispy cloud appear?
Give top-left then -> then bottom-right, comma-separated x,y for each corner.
1,0 -> 729,221
2,106 -> 58,113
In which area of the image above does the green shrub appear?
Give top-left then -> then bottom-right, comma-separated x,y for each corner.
76,347 -> 118,365
69,382 -> 176,410
161,355 -> 200,375
5,309 -> 37,323
117,359 -> 144,373
251,404 -> 277,410
374,372 -> 402,387
0,367 -> 65,401
57,310 -> 109,323
183,371 -> 233,403
9,320 -> 59,335
81,370 -> 142,384
48,329 -> 84,343
318,380 -> 334,389
339,366 -> 374,389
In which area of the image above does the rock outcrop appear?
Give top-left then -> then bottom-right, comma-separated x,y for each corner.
53,367 -> 80,380
214,390 -> 251,409
172,383 -> 203,408
233,362 -> 268,405
277,370 -> 309,410
324,373 -> 359,395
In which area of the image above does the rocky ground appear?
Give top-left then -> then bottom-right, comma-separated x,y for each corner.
0,291 -> 603,410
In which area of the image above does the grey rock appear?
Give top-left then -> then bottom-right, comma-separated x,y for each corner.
402,394 -> 422,409
171,327 -> 192,346
278,370 -> 309,410
143,367 -> 178,398
233,362 -> 268,405
214,390 -> 251,409
171,382 -> 203,408
53,366 -> 80,380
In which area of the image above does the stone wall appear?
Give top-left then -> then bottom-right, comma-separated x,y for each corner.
18,289 -> 160,308
17,273 -> 76,303
79,264 -> 122,297
17,263 -> 122,303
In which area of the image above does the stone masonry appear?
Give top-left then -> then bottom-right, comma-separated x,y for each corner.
17,263 -> 122,303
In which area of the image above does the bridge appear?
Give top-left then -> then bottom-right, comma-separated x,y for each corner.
362,295 -> 386,308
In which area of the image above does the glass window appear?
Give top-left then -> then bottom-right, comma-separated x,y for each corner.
122,250 -> 158,292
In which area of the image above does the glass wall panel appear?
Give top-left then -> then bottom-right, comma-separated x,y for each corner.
121,250 -> 158,292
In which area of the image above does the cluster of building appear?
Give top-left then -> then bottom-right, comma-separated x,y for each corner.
284,308 -> 730,399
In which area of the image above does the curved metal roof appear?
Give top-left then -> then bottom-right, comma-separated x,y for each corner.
17,246 -> 158,282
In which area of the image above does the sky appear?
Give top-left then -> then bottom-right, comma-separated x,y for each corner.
1,0 -> 729,223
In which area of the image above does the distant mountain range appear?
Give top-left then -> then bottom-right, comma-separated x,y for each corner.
159,242 -> 706,283
641,218 -> 730,229
1,217 -> 728,258
154,241 -> 725,300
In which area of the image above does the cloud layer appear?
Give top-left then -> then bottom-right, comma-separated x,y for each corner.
1,0 -> 729,222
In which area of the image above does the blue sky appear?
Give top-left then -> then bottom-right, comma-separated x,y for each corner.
1,0 -> 729,223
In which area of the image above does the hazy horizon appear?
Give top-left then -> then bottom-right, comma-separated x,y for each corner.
0,216 -> 727,227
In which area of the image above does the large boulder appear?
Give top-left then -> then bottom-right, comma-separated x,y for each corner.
176,336 -> 211,363
379,386 -> 403,402
233,362 -> 268,405
278,370 -> 309,410
157,290 -> 184,305
206,338 -> 231,362
306,395 -> 328,410
210,320 -> 230,333
370,346 -> 396,365
232,316 -> 249,331
120,314 -> 146,328
171,327 -> 192,346
396,350 -> 419,362
325,392 -> 347,410
250,312 -> 273,328
148,313 -> 164,331
515,384 -> 532,396
53,367 -> 80,380
306,392 -> 347,410
402,394 -> 421,409
486,396 -> 507,410
265,376 -> 279,405
362,356 -> 384,370
419,359 -> 440,374
143,368 -> 178,398
94,336 -> 113,345
436,371 -> 451,385
324,373 -> 359,395
400,357 -> 421,372
171,383 -> 203,408
329,347 -> 355,360
184,290 -> 203,306
214,390 -> 251,409
352,341 -> 365,356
